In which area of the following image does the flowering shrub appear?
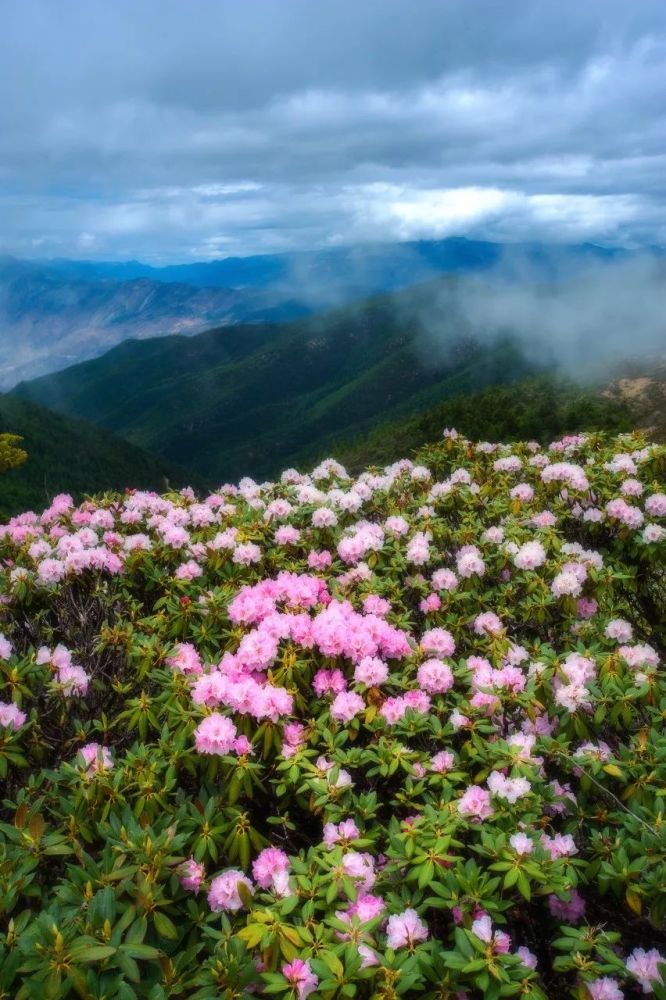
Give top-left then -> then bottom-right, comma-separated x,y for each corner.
0,429 -> 665,999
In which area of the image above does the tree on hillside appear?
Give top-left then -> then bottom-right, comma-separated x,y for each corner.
0,433 -> 28,473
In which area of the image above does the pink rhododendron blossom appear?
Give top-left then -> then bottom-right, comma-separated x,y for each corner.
626,947 -> 665,993
431,750 -> 455,772
417,658 -> 454,694
457,786 -> 493,821
514,540 -> 546,570
587,978 -> 624,1000
386,908 -> 428,949
354,655 -> 389,686
56,663 -> 90,696
473,611 -> 503,635
421,627 -> 455,657
509,832 -> 533,854
0,701 -> 27,729
330,690 -> 365,724
282,959 -> 318,1000
194,713 -> 238,755
323,819 -> 360,846
167,642 -> 203,675
517,946 -> 538,970
208,870 -> 253,912
431,568 -> 459,591
78,742 -> 113,775
548,889 -> 586,921
180,857 -> 205,894
252,847 -> 291,895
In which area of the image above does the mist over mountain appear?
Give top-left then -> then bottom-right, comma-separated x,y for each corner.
2,237 -> 661,391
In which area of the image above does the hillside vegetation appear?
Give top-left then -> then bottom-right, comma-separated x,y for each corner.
321,377 -> 635,472
0,395 -> 197,517
13,278 -> 545,481
0,256 -> 308,388
0,427 -> 664,999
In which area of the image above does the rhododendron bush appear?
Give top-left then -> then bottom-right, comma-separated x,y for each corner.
0,429 -> 665,1000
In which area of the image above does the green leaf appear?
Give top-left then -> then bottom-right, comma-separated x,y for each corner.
69,944 -> 116,963
153,911 -> 178,940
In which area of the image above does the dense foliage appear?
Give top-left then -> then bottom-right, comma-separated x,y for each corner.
315,378 -> 634,473
0,428 -> 664,1000
0,432 -> 27,474
0,395 -> 195,519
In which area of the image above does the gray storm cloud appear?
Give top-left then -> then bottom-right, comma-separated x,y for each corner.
1,0 -> 666,259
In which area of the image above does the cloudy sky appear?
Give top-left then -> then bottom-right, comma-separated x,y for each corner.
2,0 -> 666,262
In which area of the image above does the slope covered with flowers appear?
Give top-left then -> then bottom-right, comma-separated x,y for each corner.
0,428 -> 665,1000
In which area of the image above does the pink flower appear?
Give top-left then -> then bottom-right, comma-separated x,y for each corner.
358,944 -> 379,968
312,507 -> 338,528
194,713 -> 238,755
645,493 -> 666,517
456,546 -> 486,578
385,515 -> 409,536
551,570 -> 583,597
313,668 -> 347,697
323,819 -> 360,847
282,959 -> 318,1000
514,541 -> 546,570
626,947 -> 665,993
419,592 -> 441,614
407,531 -> 431,565
541,833 -> 577,859
308,549 -> 332,569
577,597 -> 598,619
180,857 -> 205,894
362,595 -> 390,616
605,619 -> 633,642
517,946 -> 538,970
342,851 -> 376,891
167,642 -> 203,675
0,701 -> 27,730
509,832 -> 533,855
417,658 -> 454,694
78,742 -> 113,775
341,893 -> 385,925
252,847 -> 290,894
0,634 -> 12,659
487,771 -> 531,803
510,483 -> 534,502
587,978 -> 624,1000
233,735 -> 253,755
421,627 -> 456,657
471,915 -> 511,953
548,889 -> 586,922
457,785 -> 493,821
473,611 -> 503,635
431,568 -> 458,591
354,655 -> 389,686
56,663 -> 90,696
431,750 -> 455,773
330,691 -> 365,724
386,908 -> 429,949
232,542 -> 262,565
208,869 -> 253,912
175,559 -> 202,581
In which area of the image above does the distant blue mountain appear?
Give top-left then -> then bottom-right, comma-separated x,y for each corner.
38,236 -> 642,295
2,237 -> 662,389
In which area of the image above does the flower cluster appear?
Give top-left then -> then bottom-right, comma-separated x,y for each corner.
0,427 -> 664,999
